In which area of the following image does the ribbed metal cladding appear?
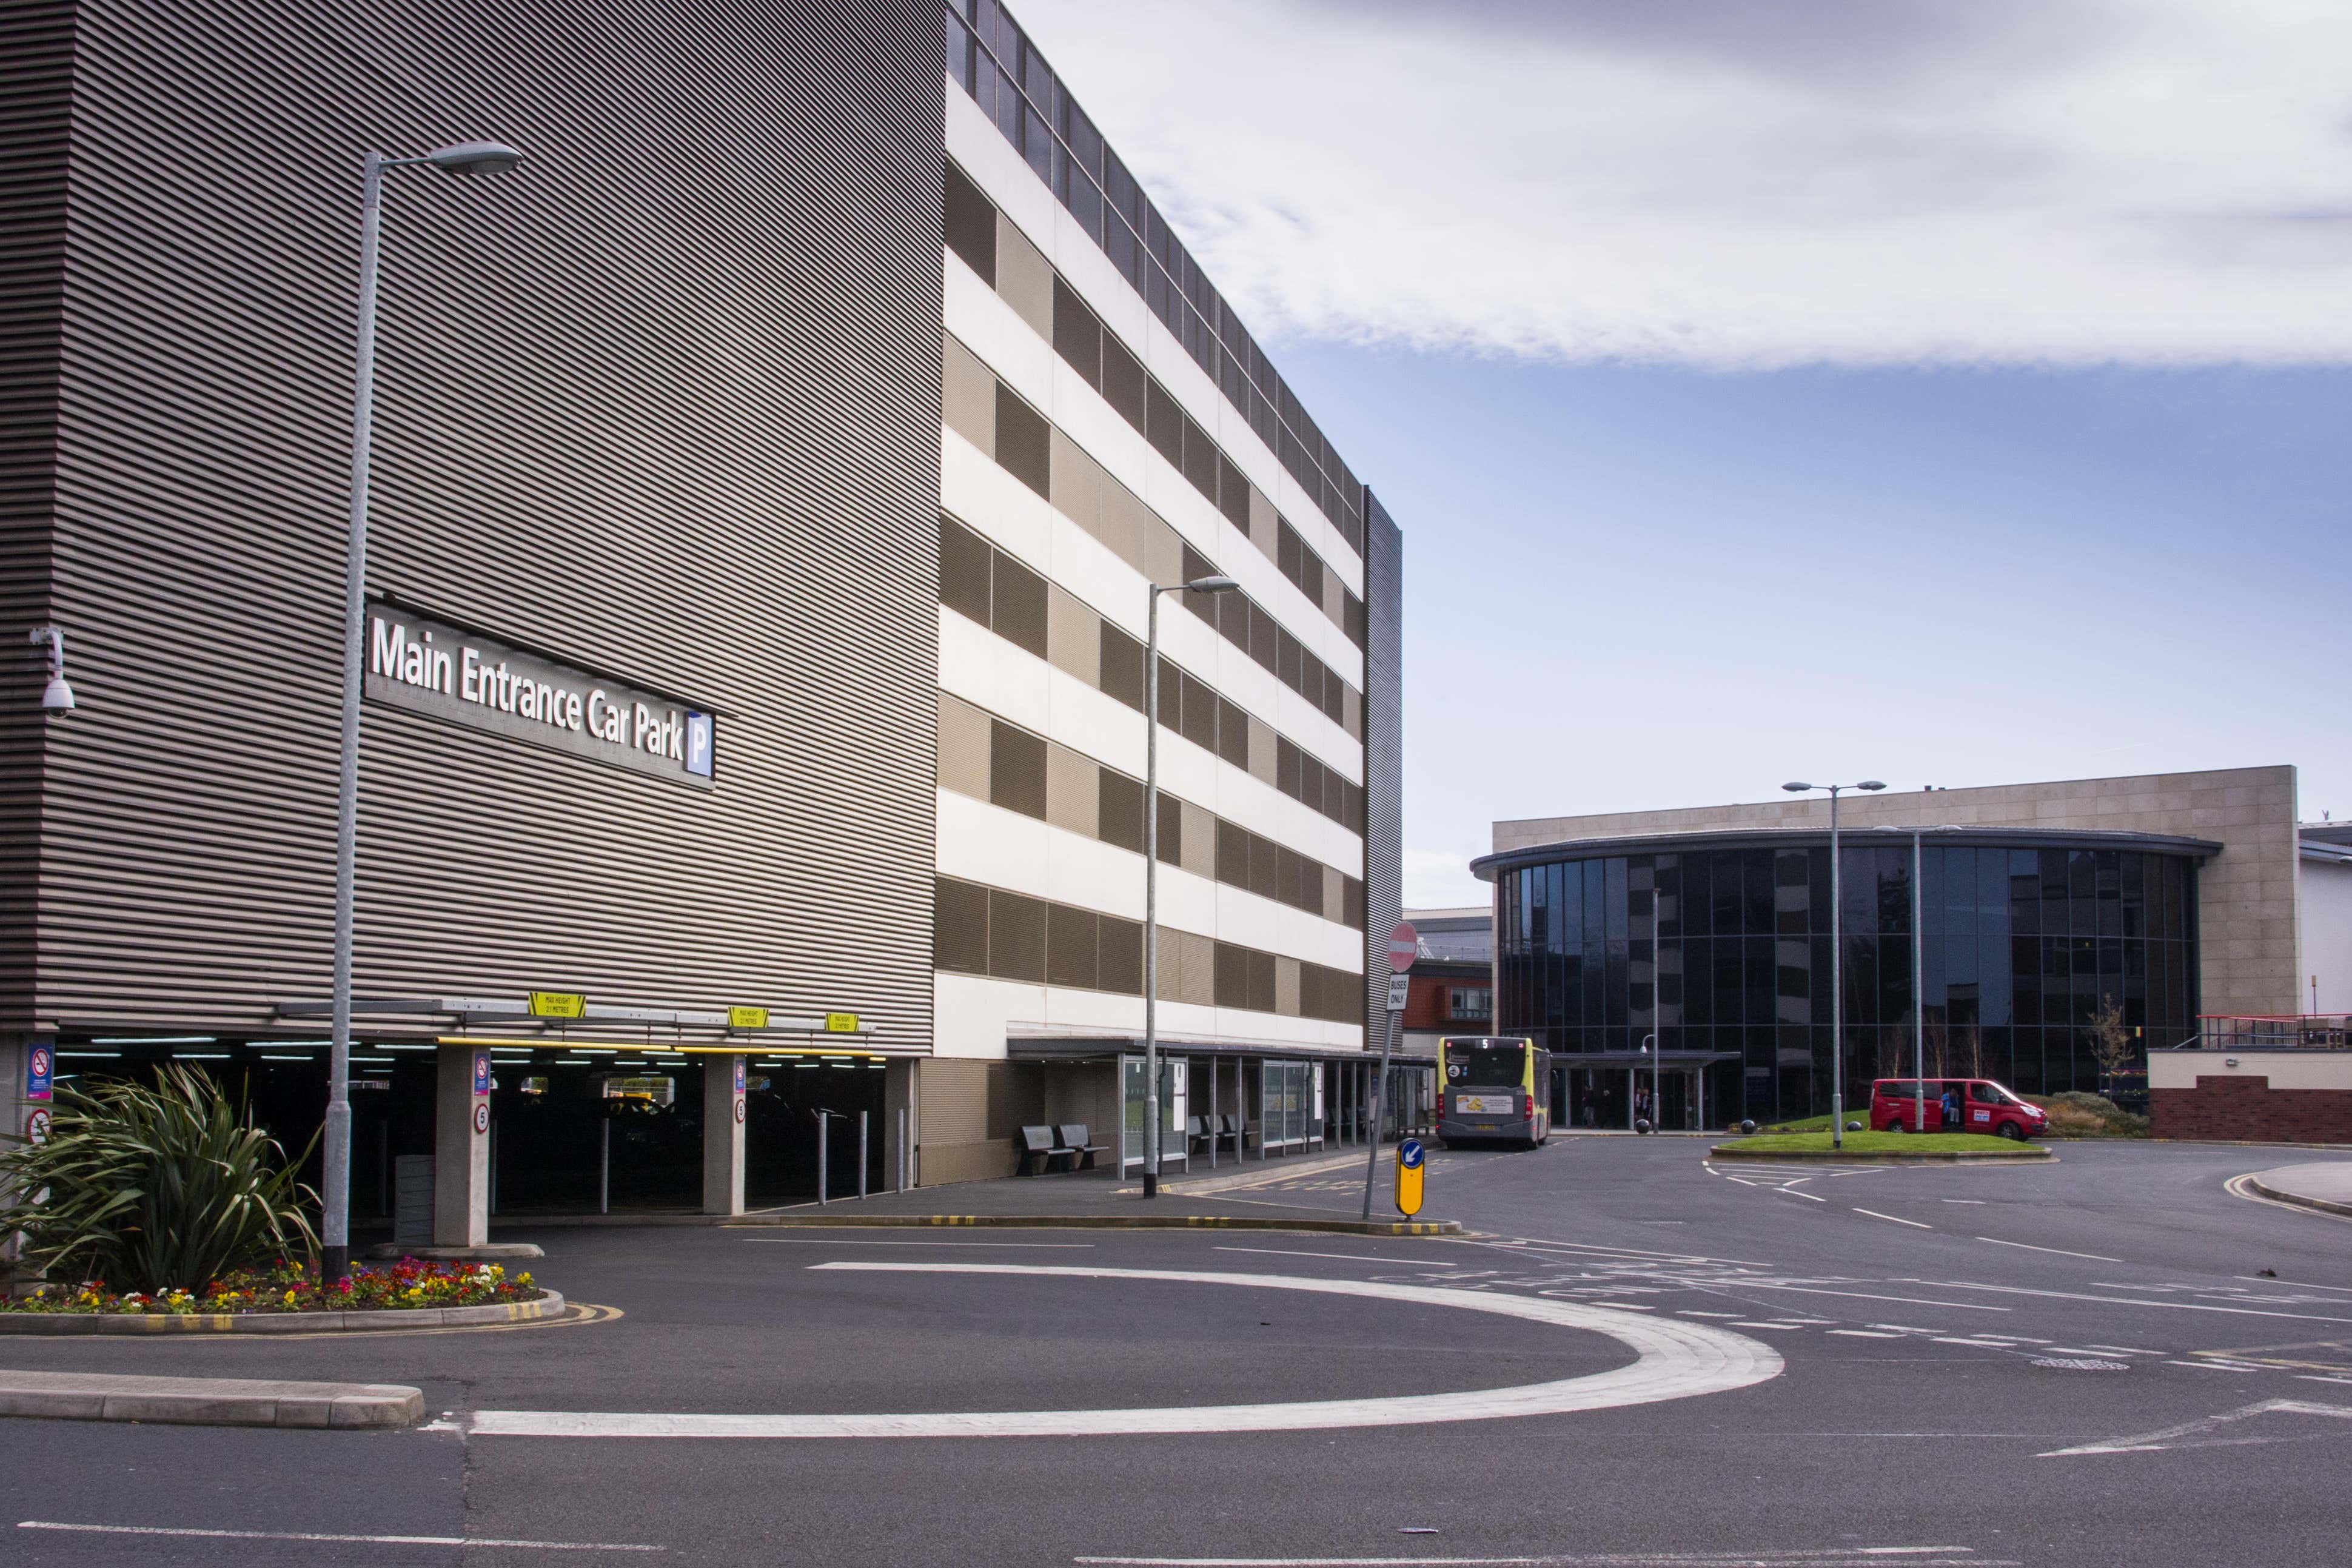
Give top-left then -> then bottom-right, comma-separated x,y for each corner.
1361,487 -> 1404,1037
15,1 -> 945,1044
0,0 -> 75,1025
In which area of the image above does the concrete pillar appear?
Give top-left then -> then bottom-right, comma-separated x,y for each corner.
884,1058 -> 917,1190
434,1044 -> 491,1247
702,1056 -> 745,1216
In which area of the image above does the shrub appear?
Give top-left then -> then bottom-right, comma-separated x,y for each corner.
0,1064 -> 318,1295
2026,1091 -> 2148,1139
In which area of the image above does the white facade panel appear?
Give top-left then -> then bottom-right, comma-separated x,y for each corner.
1216,885 -> 1365,972
944,258 -> 1054,429
945,82 -> 1059,254
937,605 -> 1049,737
941,427 -> 1054,577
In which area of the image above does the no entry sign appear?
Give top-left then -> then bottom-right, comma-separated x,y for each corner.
1387,922 -> 1419,974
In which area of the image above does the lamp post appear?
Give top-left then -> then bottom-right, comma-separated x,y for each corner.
1875,823 -> 1963,1135
323,139 -> 525,1284
1142,574 -> 1238,1197
1781,780 -> 1885,1150
1640,1033 -> 1660,1132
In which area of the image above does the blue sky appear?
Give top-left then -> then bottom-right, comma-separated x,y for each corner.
1276,350 -> 2352,901
1011,0 -> 2352,903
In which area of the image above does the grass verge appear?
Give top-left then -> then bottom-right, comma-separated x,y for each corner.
1717,1130 -> 2043,1157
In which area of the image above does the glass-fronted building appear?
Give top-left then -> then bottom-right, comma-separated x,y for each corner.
1473,829 -> 2214,1130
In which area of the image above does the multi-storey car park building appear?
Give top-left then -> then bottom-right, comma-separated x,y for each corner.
0,0 -> 1403,1242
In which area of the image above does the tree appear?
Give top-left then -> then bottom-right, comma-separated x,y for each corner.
2089,997 -> 2137,1081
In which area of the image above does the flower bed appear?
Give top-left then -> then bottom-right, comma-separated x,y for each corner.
1,1258 -> 542,1316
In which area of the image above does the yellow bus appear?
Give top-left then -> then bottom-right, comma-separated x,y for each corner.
1438,1035 -> 1551,1149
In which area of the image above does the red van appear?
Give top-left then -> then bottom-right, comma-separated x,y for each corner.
1869,1078 -> 2047,1141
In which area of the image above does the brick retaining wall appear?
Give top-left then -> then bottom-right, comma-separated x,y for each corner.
2151,1076 -> 2352,1143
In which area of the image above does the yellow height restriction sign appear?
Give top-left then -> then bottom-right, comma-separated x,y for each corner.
823,1012 -> 860,1034
528,991 -> 586,1019
1395,1137 -> 1426,1218
728,1006 -> 769,1029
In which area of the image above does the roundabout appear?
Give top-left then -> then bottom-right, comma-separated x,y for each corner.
465,1262 -> 1783,1439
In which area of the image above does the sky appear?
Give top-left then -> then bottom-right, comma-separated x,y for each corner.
1009,0 -> 2352,906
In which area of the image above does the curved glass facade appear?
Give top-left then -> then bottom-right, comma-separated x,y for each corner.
1493,841 -> 2198,1124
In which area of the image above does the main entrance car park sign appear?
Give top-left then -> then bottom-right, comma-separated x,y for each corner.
364,600 -> 716,788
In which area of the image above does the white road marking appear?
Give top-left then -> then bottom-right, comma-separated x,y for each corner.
1932,1338 -> 2011,1348
1213,1246 -> 1460,1267
1828,1330 -> 1905,1339
1073,1552 -> 2003,1567
1940,1200 -> 1986,1205
1918,1279 -> 2352,1326
469,1264 -> 1782,1439
1975,1237 -> 2121,1262
1785,1190 -> 1828,1202
1732,1323 -> 1808,1331
2167,1361 -> 2246,1371
1855,1209 -> 1932,1230
1679,1311 -> 1742,1318
16,1522 -> 658,1552
2040,1398 -> 2352,1456
2083,1345 -> 2160,1356
1744,1284 -> 2008,1312
745,1239 -> 1096,1248
2297,1375 -> 2352,1386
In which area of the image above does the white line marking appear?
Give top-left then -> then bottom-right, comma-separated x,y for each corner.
1743,1284 -> 2008,1312
1915,1279 -> 2352,1326
1785,1190 -> 1827,1202
744,1239 -> 1096,1248
1071,1552 -> 2002,1567
469,1264 -> 1782,1439
1679,1311 -> 1743,1318
1975,1237 -> 2120,1262
2234,1276 -> 2352,1297
1940,1200 -> 1986,1205
2296,1375 -> 2352,1385
2168,1361 -> 2245,1371
1855,1209 -> 1932,1230
1213,1246 -> 1459,1267
16,1522 -> 659,1552
2083,1345 -> 2159,1356
2040,1398 -> 2352,1456
1828,1330 -> 1905,1338
1932,1338 -> 2011,1348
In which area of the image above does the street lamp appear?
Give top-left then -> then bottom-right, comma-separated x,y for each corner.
1141,574 -> 1238,1197
1782,780 -> 1885,1149
1875,823 -> 1963,1136
323,139 -> 526,1283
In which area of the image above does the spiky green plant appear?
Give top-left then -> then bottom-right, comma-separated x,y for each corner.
0,1064 -> 318,1294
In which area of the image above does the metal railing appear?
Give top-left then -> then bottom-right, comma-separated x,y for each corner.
2177,1014 -> 2352,1051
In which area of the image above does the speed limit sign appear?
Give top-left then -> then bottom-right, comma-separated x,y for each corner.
473,1102 -> 491,1136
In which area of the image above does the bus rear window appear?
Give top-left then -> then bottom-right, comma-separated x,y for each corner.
1446,1044 -> 1525,1087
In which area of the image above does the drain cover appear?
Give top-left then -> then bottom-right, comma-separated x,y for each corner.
2032,1356 -> 2131,1372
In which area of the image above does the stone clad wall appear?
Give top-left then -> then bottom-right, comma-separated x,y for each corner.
1494,765 -> 2301,1019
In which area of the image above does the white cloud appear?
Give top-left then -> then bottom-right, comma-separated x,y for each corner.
1008,0 -> 2352,367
